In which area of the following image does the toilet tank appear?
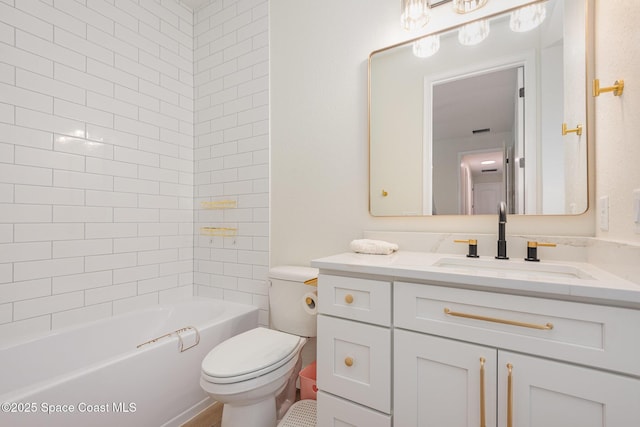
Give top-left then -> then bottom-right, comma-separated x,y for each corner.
269,266 -> 318,338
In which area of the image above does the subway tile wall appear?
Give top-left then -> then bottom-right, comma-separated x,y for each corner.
0,0 -> 196,341
193,0 -> 270,326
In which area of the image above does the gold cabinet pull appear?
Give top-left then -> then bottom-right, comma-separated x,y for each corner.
381,189 -> 388,197
480,357 -> 486,427
344,294 -> 354,304
507,363 -> 514,427
562,123 -> 583,136
344,356 -> 354,367
444,308 -> 553,330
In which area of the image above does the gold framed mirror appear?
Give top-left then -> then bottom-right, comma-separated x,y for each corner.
369,0 -> 592,216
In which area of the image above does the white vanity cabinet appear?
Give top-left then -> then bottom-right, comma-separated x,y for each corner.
316,274 -> 392,427
394,281 -> 640,427
315,267 -> 640,426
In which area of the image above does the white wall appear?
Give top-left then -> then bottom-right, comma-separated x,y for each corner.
270,0 -> 596,268
193,0 -> 270,327
594,2 -> 640,244
0,0 -> 195,341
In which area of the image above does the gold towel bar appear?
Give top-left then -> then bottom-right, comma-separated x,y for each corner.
444,308 -> 553,330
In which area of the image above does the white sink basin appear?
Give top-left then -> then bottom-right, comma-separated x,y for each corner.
434,257 -> 595,280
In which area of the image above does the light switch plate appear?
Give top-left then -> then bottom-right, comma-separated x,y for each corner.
599,196 -> 609,231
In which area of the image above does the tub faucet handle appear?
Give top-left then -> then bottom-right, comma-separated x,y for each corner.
454,239 -> 479,258
525,241 -> 557,262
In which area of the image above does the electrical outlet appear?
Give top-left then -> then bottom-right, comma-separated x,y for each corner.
599,196 -> 609,231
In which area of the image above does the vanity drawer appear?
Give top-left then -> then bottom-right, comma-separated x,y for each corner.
317,315 -> 391,413
317,391 -> 391,427
318,274 -> 391,326
394,281 -> 640,376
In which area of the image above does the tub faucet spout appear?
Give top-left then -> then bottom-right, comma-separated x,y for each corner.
496,201 -> 509,259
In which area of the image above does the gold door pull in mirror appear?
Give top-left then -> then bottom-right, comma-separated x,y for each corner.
562,123 -> 583,136
593,79 -> 624,97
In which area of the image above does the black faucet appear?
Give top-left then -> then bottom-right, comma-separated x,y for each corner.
496,201 -> 509,259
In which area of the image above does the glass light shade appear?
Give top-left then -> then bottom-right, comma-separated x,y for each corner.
458,20 -> 490,45
452,0 -> 488,14
413,35 -> 440,58
510,3 -> 547,32
401,0 -> 430,31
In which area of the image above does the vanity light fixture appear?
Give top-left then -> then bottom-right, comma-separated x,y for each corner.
458,19 -> 490,45
452,0 -> 488,14
510,3 -> 547,32
413,35 -> 440,58
401,0 -> 431,31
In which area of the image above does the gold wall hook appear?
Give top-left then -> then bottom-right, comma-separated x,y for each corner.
593,79 -> 624,97
562,123 -> 583,136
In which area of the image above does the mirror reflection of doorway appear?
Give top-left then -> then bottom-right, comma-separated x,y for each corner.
459,150 -> 504,214
431,65 -> 525,215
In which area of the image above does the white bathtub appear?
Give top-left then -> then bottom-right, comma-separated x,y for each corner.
0,297 -> 259,427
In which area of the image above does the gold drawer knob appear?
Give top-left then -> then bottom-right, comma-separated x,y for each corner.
344,294 -> 354,304
344,357 -> 354,367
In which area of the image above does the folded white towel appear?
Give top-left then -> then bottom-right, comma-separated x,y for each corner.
350,239 -> 399,255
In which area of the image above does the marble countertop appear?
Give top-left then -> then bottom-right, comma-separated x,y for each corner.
311,251 -> 640,309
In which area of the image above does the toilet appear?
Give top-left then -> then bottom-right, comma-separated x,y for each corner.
200,266 -> 318,427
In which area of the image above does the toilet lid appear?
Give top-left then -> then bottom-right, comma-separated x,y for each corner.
202,328 -> 303,383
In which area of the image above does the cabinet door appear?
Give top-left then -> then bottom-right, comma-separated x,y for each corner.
394,329 -> 498,427
498,351 -> 640,427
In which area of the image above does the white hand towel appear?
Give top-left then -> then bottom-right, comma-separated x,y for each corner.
350,239 -> 399,255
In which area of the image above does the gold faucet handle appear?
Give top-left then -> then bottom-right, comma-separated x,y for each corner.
454,239 -> 477,245
527,241 -> 557,248
525,241 -> 556,262
454,239 -> 479,258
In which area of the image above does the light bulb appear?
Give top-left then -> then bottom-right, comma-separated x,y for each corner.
458,20 -> 490,45
413,35 -> 440,58
400,0 -> 430,31
452,0 -> 488,14
510,3 -> 547,32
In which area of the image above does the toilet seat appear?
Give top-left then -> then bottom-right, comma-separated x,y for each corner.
202,327 -> 304,384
